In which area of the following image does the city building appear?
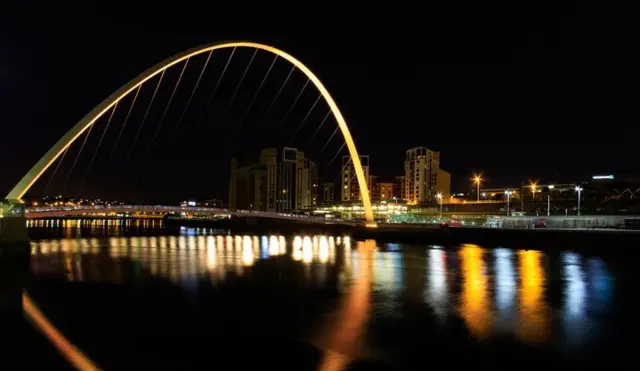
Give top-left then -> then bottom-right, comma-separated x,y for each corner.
229,147 -> 316,212
394,176 -> 406,201
371,179 -> 394,201
436,169 -> 451,199
320,182 -> 335,204
340,155 -> 370,201
404,147 -> 450,204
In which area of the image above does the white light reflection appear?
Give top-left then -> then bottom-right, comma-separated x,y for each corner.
562,251 -> 588,346
426,247 -> 448,323
494,248 -> 516,329
302,236 -> 313,264
293,236 -> 303,261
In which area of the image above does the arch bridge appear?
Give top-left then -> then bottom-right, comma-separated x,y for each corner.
2,41 -> 375,227
0,41 -> 379,371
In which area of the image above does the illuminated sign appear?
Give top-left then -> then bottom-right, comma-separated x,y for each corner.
592,175 -> 614,180
187,201 -> 196,206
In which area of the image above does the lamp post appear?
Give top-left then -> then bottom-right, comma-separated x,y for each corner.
436,193 -> 443,219
547,185 -> 555,216
505,190 -> 512,216
575,186 -> 583,216
473,175 -> 482,202
530,181 -> 538,201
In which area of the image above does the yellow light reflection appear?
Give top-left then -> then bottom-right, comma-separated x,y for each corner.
459,244 -> 492,339
517,250 -> 549,343
319,236 -> 329,264
242,236 -> 254,266
269,235 -> 279,256
317,239 -> 372,371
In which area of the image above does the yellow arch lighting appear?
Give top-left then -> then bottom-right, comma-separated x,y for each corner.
5,41 -> 375,225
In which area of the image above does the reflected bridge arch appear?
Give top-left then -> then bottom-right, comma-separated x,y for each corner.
5,41 -> 375,225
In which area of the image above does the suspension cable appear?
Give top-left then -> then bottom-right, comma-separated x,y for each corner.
290,94 -> 321,142
307,110 -> 331,146
235,55 -> 278,133
43,146 -> 69,196
258,65 -> 295,127
221,48 -> 258,119
205,47 -> 237,108
142,59 -> 190,163
104,84 -> 142,175
320,126 -> 339,153
124,70 -> 165,164
277,79 -> 309,129
175,50 -> 213,131
325,142 -> 346,170
80,102 -> 118,188
62,119 -> 96,190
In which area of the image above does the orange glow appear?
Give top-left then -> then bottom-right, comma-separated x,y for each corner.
317,240 -> 373,370
458,244 -> 492,339
517,250 -> 549,343
23,292 -> 99,370
473,175 -> 482,184
6,41 -> 374,224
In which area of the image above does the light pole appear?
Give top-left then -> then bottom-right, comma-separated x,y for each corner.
547,185 -> 555,216
505,190 -> 512,216
436,193 -> 443,219
575,186 -> 583,216
530,181 -> 538,201
473,175 -> 482,202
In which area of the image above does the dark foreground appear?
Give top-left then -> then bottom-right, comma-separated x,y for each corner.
19,222 -> 640,369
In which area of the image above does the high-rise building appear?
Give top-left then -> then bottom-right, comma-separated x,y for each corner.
228,148 -> 277,211
341,155 -> 370,201
320,182 -> 335,204
229,147 -> 315,212
404,147 -> 440,204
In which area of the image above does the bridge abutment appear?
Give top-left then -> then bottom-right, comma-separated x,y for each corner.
0,200 -> 30,321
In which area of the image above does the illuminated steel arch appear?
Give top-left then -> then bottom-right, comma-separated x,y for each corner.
5,41 -> 375,225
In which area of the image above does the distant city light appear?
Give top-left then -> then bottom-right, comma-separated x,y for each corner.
592,175 -> 614,180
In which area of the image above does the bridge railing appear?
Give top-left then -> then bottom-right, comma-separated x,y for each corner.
25,205 -> 343,224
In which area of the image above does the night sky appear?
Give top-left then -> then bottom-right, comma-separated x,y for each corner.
1,1 -> 636,203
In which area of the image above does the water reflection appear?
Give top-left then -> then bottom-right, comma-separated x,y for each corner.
31,234 -> 341,286
517,250 -> 549,343
318,239 -> 373,371
30,231 -> 617,353
494,248 -> 516,330
426,247 -> 448,323
459,244 -> 492,339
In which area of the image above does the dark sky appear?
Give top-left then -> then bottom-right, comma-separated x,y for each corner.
1,1 -> 636,202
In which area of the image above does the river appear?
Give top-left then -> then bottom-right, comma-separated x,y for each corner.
25,219 -> 635,370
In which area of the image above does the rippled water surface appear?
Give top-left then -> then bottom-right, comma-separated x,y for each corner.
26,220 -> 638,370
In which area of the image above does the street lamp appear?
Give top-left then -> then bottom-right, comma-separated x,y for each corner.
547,185 -> 555,216
473,175 -> 482,202
436,193 -> 443,219
575,186 -> 583,216
530,181 -> 538,201
505,190 -> 512,216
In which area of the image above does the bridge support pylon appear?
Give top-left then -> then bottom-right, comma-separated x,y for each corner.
0,200 -> 30,322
